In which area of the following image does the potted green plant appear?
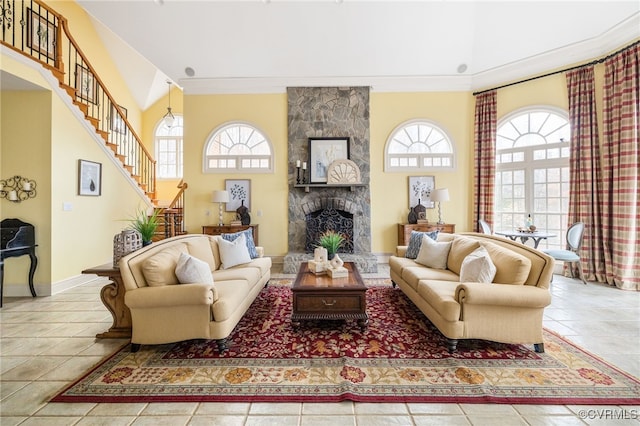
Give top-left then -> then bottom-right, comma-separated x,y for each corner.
128,208 -> 160,246
317,230 -> 345,260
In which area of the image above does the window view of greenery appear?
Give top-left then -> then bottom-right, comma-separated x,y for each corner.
495,109 -> 570,250
156,115 -> 183,179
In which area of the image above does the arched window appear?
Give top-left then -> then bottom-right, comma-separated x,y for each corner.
203,122 -> 274,173
155,115 -> 183,179
495,107 -> 570,250
384,120 -> 455,171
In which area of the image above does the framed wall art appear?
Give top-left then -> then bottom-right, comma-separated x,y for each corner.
75,64 -> 97,104
409,176 -> 435,208
78,159 -> 102,196
308,137 -> 350,183
225,179 -> 251,211
26,8 -> 56,60
110,104 -> 127,135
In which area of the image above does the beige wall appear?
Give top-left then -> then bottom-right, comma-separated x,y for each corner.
182,93 -> 288,255
179,90 -> 477,256
1,90 -> 53,290
1,59 -> 148,295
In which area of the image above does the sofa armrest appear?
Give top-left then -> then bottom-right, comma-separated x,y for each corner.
455,283 -> 551,309
396,246 -> 408,257
125,283 -> 217,309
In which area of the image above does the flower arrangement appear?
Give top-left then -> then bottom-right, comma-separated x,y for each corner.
317,230 -> 345,255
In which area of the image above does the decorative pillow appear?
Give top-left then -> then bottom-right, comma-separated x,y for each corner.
447,237 -> 482,275
175,252 -> 213,285
141,245 -> 187,287
481,241 -> 532,285
415,234 -> 452,269
218,233 -> 252,269
459,246 -> 497,283
405,230 -> 439,259
222,229 -> 259,259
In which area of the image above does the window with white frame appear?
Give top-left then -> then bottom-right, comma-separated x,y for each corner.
203,122 -> 273,173
385,120 -> 455,171
494,108 -> 570,250
155,115 -> 183,179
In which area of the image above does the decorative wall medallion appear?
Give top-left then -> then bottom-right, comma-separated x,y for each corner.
327,159 -> 361,184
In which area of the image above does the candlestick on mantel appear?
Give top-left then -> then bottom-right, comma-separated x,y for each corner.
296,160 -> 301,168
302,162 -> 307,170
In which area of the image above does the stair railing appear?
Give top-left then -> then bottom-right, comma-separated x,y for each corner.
162,180 -> 188,238
1,0 -> 156,201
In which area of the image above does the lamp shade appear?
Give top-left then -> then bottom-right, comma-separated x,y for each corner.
211,190 -> 229,203
431,188 -> 450,202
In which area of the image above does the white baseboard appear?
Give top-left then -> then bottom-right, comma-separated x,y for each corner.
2,274 -> 104,298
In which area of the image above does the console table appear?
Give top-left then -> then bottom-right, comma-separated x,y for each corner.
82,264 -> 131,339
398,223 -> 456,245
202,224 -> 259,245
1,218 -> 38,308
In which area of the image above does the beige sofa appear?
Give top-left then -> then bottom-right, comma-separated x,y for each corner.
119,233 -> 271,352
389,232 -> 554,353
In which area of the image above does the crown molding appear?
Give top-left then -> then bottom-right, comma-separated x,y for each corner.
470,12 -> 640,92
180,12 -> 639,95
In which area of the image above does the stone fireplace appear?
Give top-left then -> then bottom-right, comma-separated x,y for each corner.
283,86 -> 377,273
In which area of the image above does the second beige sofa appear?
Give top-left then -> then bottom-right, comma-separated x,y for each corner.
390,232 -> 554,353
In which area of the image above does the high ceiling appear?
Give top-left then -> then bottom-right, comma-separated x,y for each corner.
77,0 -> 640,109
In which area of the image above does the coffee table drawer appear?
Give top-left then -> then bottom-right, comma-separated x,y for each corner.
295,294 -> 364,313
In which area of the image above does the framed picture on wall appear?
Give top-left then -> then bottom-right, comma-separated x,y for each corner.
26,8 -> 57,60
308,137 -> 350,183
110,104 -> 127,135
78,159 -> 102,196
225,179 -> 251,211
75,64 -> 97,104
409,176 -> 435,208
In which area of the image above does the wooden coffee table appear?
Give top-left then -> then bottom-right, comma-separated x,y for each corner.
291,261 -> 368,329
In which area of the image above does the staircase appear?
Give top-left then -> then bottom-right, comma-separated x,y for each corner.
152,180 -> 188,241
1,0 -> 156,203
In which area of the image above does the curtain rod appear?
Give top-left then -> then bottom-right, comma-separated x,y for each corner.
472,40 -> 640,96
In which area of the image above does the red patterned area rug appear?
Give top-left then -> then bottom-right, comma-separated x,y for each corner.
52,282 -> 640,404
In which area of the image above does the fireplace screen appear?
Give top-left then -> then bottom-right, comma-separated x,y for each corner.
305,208 -> 354,253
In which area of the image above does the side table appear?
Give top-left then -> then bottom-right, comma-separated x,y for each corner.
82,264 -> 132,339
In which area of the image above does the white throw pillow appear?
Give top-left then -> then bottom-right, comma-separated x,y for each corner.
175,252 -> 214,285
459,246 -> 497,283
218,233 -> 252,269
415,234 -> 452,270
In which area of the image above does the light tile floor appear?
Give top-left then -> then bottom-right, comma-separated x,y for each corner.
1,265 -> 638,425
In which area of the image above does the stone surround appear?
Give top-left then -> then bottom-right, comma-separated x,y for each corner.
284,87 -> 377,273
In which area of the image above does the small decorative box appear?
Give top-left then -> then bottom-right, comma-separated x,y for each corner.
308,260 -> 327,274
327,266 -> 348,278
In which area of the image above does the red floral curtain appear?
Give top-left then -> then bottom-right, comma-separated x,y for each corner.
473,91 -> 497,232
601,43 -> 640,291
566,66 -> 606,282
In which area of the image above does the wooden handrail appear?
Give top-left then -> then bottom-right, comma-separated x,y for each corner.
168,179 -> 188,209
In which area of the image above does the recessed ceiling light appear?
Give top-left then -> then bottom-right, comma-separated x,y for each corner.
185,67 -> 195,77
153,0 -> 164,5
457,64 -> 468,74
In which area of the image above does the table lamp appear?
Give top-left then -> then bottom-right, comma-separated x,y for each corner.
430,188 -> 450,224
211,190 -> 229,225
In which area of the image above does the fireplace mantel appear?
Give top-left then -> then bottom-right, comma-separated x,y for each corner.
294,183 -> 367,193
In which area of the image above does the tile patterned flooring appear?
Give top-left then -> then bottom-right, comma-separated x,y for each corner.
1,264 -> 638,425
